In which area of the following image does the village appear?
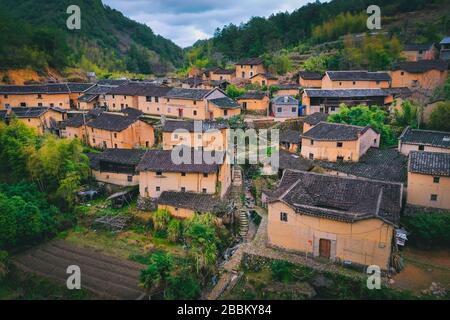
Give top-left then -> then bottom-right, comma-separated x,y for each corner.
0,33 -> 450,300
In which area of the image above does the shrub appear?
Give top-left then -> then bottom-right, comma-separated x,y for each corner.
167,219 -> 183,243
152,209 -> 171,232
270,260 -> 294,283
402,213 -> 450,248
165,271 -> 201,300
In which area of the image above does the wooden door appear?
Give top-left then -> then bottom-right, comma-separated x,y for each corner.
319,239 -> 331,259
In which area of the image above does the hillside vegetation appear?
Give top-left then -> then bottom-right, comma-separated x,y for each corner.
0,0 -> 183,77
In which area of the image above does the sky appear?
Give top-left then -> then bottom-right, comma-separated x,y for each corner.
102,0 -> 312,48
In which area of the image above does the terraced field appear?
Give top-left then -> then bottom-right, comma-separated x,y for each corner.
12,240 -> 146,300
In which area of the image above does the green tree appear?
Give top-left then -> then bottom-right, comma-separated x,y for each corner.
165,271 -> 201,300
302,54 -> 330,74
152,209 -> 171,232
0,250 -> 8,281
393,100 -> 419,128
428,101 -> 450,132
272,53 -> 292,75
140,251 -> 174,292
225,84 -> 247,100
328,105 -> 396,146
167,219 -> 183,243
184,221 -> 218,273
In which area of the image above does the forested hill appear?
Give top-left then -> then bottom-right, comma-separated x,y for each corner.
0,0 -> 183,76
189,0 -> 449,67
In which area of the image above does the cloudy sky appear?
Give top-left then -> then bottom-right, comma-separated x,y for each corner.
102,0 -> 313,48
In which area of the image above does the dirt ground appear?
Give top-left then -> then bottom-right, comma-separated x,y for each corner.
392,247 -> 450,294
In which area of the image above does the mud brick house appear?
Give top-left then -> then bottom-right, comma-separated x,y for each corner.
157,191 -> 223,218
86,109 -> 154,149
60,108 -> 103,140
407,151 -> 450,210
162,120 -> 229,151
207,96 -> 241,119
250,73 -> 278,87
439,37 -> 450,63
301,122 -> 380,162
279,130 -> 301,153
235,57 -> 266,79
391,60 -> 448,90
208,68 -> 236,81
77,85 -> 116,110
267,170 -> 403,270
273,84 -> 300,97
162,87 -> 228,120
303,112 -> 328,132
321,71 -> 391,89
398,127 -> 450,155
0,83 -> 94,110
88,148 -> 146,186
237,90 -> 270,114
298,71 -> 323,88
402,43 -> 438,62
3,107 -> 66,134
302,89 -> 393,115
315,148 -> 407,184
137,149 -> 231,199
105,82 -> 171,113
271,96 -> 299,118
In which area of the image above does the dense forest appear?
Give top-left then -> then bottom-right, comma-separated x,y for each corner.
187,0 -> 450,72
0,0 -> 183,76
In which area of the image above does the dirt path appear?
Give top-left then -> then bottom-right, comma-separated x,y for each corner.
12,240 -> 146,300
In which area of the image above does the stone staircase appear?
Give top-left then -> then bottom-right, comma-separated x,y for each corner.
232,167 -> 243,187
239,210 -> 249,240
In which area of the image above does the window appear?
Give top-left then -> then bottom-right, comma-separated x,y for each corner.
93,138 -> 96,143
202,188 -> 207,194
114,133 -> 117,138
337,156 -> 344,162
198,134 -> 202,139
181,187 -> 186,192
156,172 -> 162,176
181,172 -> 186,177
106,175 -> 109,179
193,101 -> 197,105
330,107 -> 336,112
339,82 -> 342,86
193,110 -> 197,116
50,103 -> 54,107
277,107 -> 282,113
401,72 -> 404,76
224,110 -> 228,116
155,97 -> 159,103
376,81 -> 380,85
114,144 -> 118,148
146,141 -> 149,148
262,80 -> 266,86
243,102 -> 247,110
418,145 -> 425,151
156,187 -> 160,192
310,140 -> 314,145
280,212 -> 288,222
309,153 -> 314,160
121,104 -> 124,109
374,139 -> 377,144
167,98 -> 170,103
113,103 -> 116,108
112,95 -> 115,99
292,107 -> 296,113
124,96 -> 127,100
127,176 -> 132,182
20,102 -> 26,107
38,103 -> 43,107
431,194 -> 438,201
433,177 -> 440,183
4,95 -> 8,98
337,142 -> 343,148
37,94 -> 42,99
352,81 -> 356,85
27,119 -> 31,122
203,173 -> 208,178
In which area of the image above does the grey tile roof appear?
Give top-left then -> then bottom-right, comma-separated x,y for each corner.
278,150 -> 313,172
66,83 -> 95,93
280,130 -> 301,144
64,113 -> 91,128
93,148 -> 146,167
383,87 -> 412,98
399,127 -> 450,149
109,82 -> 171,97
408,151 -> 450,177
136,150 -> 222,173
326,71 -> 391,81
85,85 -> 115,95
181,77 -> 204,86
10,107 -> 49,118
236,57 -> 264,65
271,170 -> 402,225
404,44 -> 434,51
78,94 -> 98,103
0,84 -> 70,94
440,37 -> 450,45
87,153 -> 101,171
158,191 -> 222,213
316,148 -> 407,183
304,112 -> 328,125
165,88 -> 212,100
302,122 -> 373,141
304,88 -> 389,98
298,71 -> 323,80
162,120 -> 228,132
87,113 -> 140,132
209,97 -> 241,109
440,50 -> 450,61
272,96 -> 299,105
96,79 -> 129,86
392,60 -> 448,73
277,83 -> 300,90
213,68 -> 235,75
237,90 -> 267,100
250,73 -> 278,80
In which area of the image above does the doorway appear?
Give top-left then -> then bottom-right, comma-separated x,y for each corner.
319,239 -> 331,259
